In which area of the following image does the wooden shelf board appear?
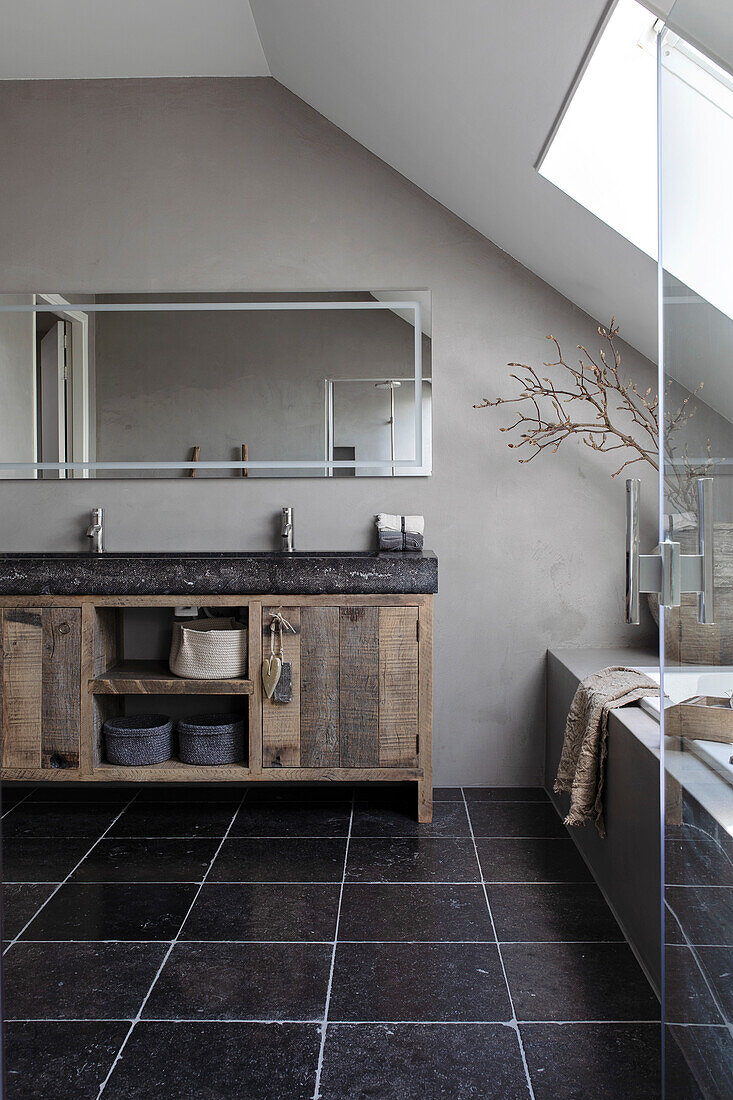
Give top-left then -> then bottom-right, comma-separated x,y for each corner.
94,757 -> 250,781
90,661 -> 254,695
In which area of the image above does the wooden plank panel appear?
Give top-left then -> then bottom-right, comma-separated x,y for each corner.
41,608 -> 81,769
262,606 -> 301,767
248,601 -> 263,776
418,599 -> 434,823
378,606 -> 418,767
0,594 -> 429,609
1,608 -> 43,770
339,606 -> 379,767
93,607 -> 120,677
300,606 -> 340,768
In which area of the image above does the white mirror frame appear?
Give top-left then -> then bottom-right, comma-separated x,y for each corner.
0,297 -> 426,475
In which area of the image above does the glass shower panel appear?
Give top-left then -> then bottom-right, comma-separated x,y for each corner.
660,5 -> 733,1096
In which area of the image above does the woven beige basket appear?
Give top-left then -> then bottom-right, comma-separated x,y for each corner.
169,618 -> 248,679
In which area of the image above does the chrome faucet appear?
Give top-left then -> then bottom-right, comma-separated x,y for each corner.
281,507 -> 294,553
86,508 -> 104,553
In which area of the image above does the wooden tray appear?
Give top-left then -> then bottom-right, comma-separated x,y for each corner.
665,696 -> 733,744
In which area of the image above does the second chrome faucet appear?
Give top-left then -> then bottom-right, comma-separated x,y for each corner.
86,508 -> 104,553
281,507 -> 294,552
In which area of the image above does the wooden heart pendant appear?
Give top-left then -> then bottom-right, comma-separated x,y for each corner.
262,655 -> 282,698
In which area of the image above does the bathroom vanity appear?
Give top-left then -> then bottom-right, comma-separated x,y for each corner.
0,551 -> 437,820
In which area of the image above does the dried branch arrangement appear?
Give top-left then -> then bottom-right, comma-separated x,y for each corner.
475,320 -> 710,514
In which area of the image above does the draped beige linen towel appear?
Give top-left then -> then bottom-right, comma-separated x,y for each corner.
554,666 -> 658,837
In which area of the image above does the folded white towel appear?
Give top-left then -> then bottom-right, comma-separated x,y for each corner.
376,513 -> 425,535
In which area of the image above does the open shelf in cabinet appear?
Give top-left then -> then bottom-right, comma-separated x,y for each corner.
90,659 -> 254,695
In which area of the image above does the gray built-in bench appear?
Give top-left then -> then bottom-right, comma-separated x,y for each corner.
545,647 -> 662,994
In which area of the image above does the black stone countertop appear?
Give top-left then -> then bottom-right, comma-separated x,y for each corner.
0,550 -> 438,596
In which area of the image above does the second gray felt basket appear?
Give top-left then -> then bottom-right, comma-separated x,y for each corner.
176,713 -> 246,765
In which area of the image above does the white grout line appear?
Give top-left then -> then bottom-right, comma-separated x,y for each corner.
2,834 -> 572,841
3,1015 -> 675,1026
95,789 -> 250,1098
1,787 -> 39,819
2,791 -> 142,957
663,900 -> 731,1024
9,938 -> 638,948
462,788 -> 537,1100
2,878 -> 593,886
312,795 -> 355,1100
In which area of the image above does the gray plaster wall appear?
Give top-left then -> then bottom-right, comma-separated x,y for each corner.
0,77 -> 659,784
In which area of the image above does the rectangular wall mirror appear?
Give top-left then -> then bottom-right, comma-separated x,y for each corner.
0,290 -> 432,478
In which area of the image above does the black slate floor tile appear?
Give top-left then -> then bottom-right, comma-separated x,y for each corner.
501,942 -> 660,1021
70,839 -> 219,883
2,883 -> 57,940
21,883 -> 198,942
665,905 -> 686,945
698,945 -> 733,1019
477,837 -> 592,883
667,1024 -> 733,1100
1,787 -> 34,812
208,838 -> 347,882
350,801 -> 469,838
25,786 -> 131,804
346,838 -> 479,883
666,839 -> 733,888
319,1023 -> 529,1100
665,945 -> 725,1025
143,942 -> 331,1020
181,883 -> 340,941
487,883 -> 624,942
521,1022 -> 661,1099
329,942 -> 511,1021
666,887 -> 733,945
230,802 -> 351,838
3,941 -> 168,1020
103,1022 -> 321,1100
664,941 -> 721,1025
1,803 -> 121,839
353,788 -> 425,810
468,802 -> 565,838
245,784 -> 356,803
464,787 -> 548,802
135,785 -> 242,803
109,802 -> 237,838
338,883 -> 493,942
4,838 -> 95,883
5,1020 -> 130,1099
433,787 -> 463,800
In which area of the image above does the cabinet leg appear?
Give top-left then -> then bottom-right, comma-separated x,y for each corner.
417,775 -> 433,823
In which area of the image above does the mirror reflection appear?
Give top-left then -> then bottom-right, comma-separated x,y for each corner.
0,291 -> 432,478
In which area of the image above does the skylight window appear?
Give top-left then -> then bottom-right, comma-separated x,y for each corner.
539,0 -> 658,259
538,0 -> 733,322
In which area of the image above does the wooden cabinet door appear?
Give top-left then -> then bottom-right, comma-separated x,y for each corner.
0,607 -> 81,772
262,603 -> 419,769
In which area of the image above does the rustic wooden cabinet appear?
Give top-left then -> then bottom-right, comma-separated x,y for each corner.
0,593 -> 434,820
1,607 -> 82,771
262,603 -> 421,770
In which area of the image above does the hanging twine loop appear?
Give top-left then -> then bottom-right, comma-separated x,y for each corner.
269,609 -> 296,660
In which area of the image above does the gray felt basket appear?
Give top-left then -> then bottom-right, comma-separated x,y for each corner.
104,714 -> 174,766
177,713 -> 246,765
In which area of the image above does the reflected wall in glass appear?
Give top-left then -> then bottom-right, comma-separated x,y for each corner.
660,4 -> 733,1096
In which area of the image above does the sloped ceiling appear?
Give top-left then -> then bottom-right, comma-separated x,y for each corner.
0,0 -> 269,79
250,0 -> 660,364
1,0 -> 676,363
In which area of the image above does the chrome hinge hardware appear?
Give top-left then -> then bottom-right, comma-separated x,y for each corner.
625,477 -> 714,626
